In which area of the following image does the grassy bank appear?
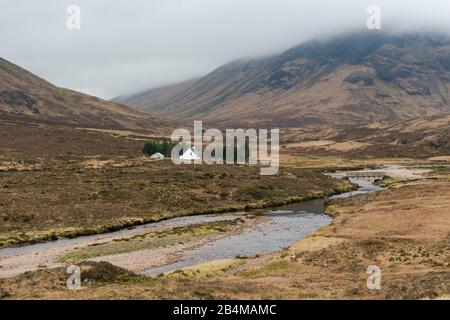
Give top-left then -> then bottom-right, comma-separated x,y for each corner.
0,174 -> 356,247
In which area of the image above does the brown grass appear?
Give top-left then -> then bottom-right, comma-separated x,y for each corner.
0,122 -> 355,248
2,167 -> 449,299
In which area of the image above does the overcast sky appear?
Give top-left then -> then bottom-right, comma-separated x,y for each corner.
1,0 -> 449,99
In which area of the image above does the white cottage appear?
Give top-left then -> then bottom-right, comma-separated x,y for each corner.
180,147 -> 200,161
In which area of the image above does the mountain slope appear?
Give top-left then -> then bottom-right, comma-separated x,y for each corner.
114,78 -> 199,113
0,57 -> 172,132
281,114 -> 450,158
119,31 -> 450,127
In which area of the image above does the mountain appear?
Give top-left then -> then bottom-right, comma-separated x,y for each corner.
117,31 -> 450,128
0,57 -> 172,132
114,78 -> 199,113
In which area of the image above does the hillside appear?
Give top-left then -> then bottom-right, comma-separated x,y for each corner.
281,114 -> 450,158
0,57 -> 172,132
118,31 -> 450,128
114,78 -> 199,113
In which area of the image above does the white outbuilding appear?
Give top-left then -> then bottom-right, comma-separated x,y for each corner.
150,152 -> 165,159
180,147 -> 200,161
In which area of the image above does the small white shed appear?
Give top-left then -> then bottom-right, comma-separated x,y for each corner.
150,152 -> 165,159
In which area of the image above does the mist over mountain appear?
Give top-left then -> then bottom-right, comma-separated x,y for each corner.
117,31 -> 450,127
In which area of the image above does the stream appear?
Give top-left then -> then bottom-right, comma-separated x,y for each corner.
0,215 -> 240,259
142,177 -> 384,276
0,175 -> 385,278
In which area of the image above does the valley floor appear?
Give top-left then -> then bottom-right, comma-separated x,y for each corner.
0,122 -> 353,248
0,121 -> 449,300
1,161 -> 449,299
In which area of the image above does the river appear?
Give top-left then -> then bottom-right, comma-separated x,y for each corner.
0,176 -> 384,278
142,177 -> 384,276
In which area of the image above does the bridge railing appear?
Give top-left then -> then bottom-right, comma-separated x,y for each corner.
345,171 -> 386,178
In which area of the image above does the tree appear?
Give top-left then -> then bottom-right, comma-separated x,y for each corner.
142,140 -> 176,157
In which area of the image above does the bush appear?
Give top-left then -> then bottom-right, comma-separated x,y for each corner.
0,288 -> 10,299
142,140 -> 177,157
238,183 -> 273,200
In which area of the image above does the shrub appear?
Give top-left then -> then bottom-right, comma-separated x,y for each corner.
142,140 -> 177,157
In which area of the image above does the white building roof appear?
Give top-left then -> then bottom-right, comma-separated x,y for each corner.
180,147 -> 200,160
150,152 -> 164,159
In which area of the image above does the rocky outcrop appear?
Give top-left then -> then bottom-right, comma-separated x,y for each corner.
0,90 -> 39,114
344,72 -> 375,86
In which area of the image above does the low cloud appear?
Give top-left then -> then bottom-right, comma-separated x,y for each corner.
1,0 -> 449,98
